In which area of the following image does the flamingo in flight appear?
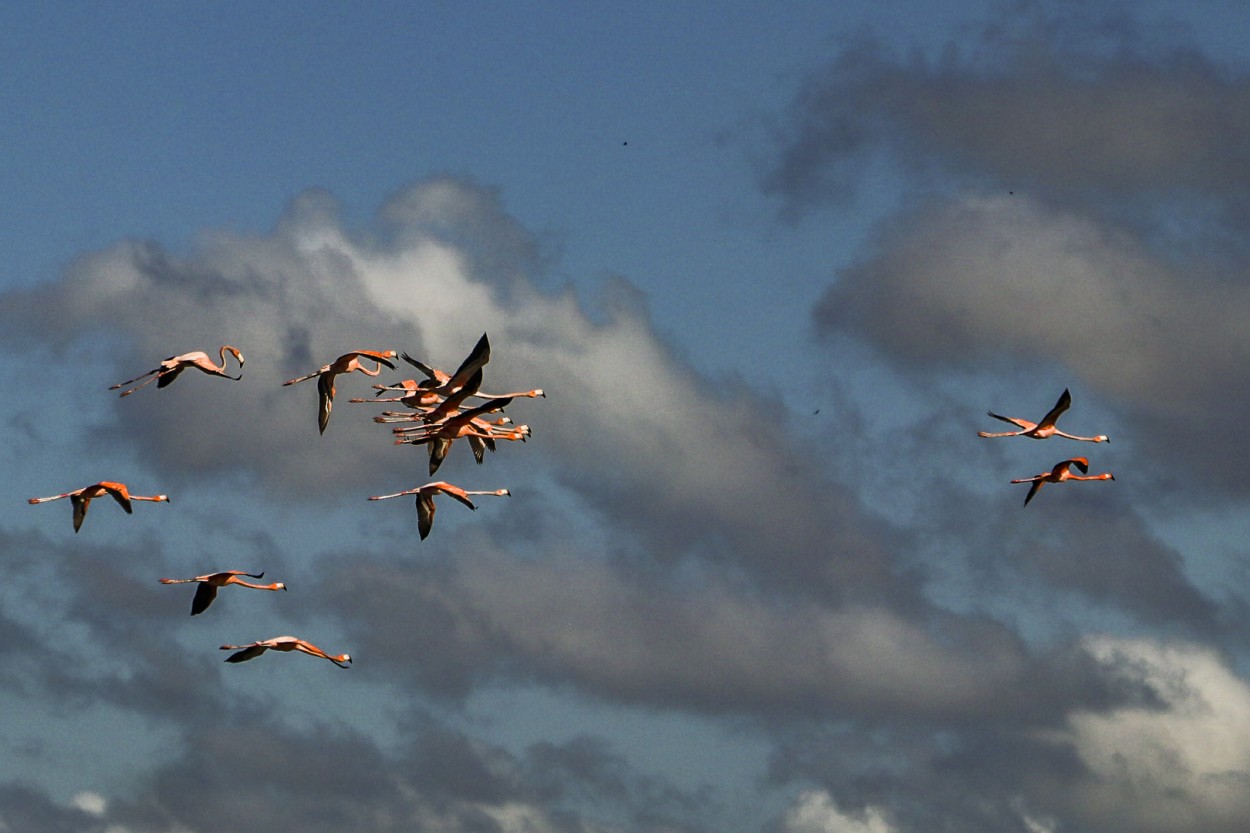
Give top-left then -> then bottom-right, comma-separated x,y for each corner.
399,333 -> 546,400
369,481 -> 510,540
220,635 -> 351,668
400,332 -> 491,396
110,346 -> 245,397
349,378 -> 444,408
283,350 -> 398,434
159,570 -> 286,615
979,388 -> 1109,443
1012,457 -> 1115,506
391,396 -> 516,474
28,481 -> 169,532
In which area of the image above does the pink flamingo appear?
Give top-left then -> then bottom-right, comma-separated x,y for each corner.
369,480 -> 510,540
220,636 -> 351,668
110,346 -> 245,397
399,334 -> 546,400
159,570 -> 286,615
390,397 -> 516,474
282,350 -> 398,434
1011,457 -> 1115,506
400,332 -> 491,395
979,388 -> 1109,442
28,481 -> 169,532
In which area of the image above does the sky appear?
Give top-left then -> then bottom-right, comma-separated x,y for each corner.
3,1 -> 1250,831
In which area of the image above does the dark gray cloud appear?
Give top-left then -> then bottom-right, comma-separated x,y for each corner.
764,6 -> 1250,213
0,714 -> 713,833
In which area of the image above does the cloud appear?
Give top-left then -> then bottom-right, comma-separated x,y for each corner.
810,191 -> 1250,496
1047,636 -> 1250,833
763,7 -> 1250,212
781,791 -> 895,833
996,502 -> 1220,632
0,180 -> 552,499
762,6 -> 1250,500
4,152 -> 1242,833
5,714 -> 711,833
317,545 -> 1070,723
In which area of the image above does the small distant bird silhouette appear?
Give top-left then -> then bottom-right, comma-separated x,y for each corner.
979,388 -> 1109,443
110,345 -> 244,397
1011,457 -> 1115,506
159,570 -> 286,615
283,350 -> 398,433
368,481 -> 510,540
220,636 -> 351,668
28,481 -> 169,532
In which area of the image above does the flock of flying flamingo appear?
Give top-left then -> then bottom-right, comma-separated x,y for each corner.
978,388 -> 1115,506
26,334 -> 542,668
25,340 -> 1105,664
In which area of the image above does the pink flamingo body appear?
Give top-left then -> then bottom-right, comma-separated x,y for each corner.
159,570 -> 286,615
220,635 -> 351,668
28,481 -> 169,532
110,345 -> 244,397
369,481 -> 510,540
1011,457 -> 1115,506
979,388 -> 1109,442
390,397 -> 516,474
283,350 -> 398,433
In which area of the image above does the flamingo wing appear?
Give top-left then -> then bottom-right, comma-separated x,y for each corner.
400,352 -> 445,382
422,368 -> 484,423
102,484 -> 134,514
985,411 -> 1036,431
222,644 -> 269,663
467,434 -> 494,464
350,350 -> 397,370
191,582 -> 219,616
416,492 -> 436,540
317,374 -> 336,434
1061,457 -> 1090,475
434,485 -> 477,511
428,438 -> 452,475
1037,389 -> 1072,429
71,495 -> 89,533
445,333 -> 490,390
156,365 -> 186,388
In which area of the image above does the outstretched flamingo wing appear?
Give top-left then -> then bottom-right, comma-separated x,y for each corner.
1058,457 -> 1089,475
317,374 -> 335,434
400,353 -> 446,383
191,583 -> 219,615
222,644 -> 268,663
467,434 -> 494,464
100,483 -> 134,514
156,365 -> 186,388
416,492 -> 437,539
445,333 -> 490,391
350,350 -> 397,370
71,495 -> 89,533
984,411 -> 1036,431
1036,389 -> 1072,430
